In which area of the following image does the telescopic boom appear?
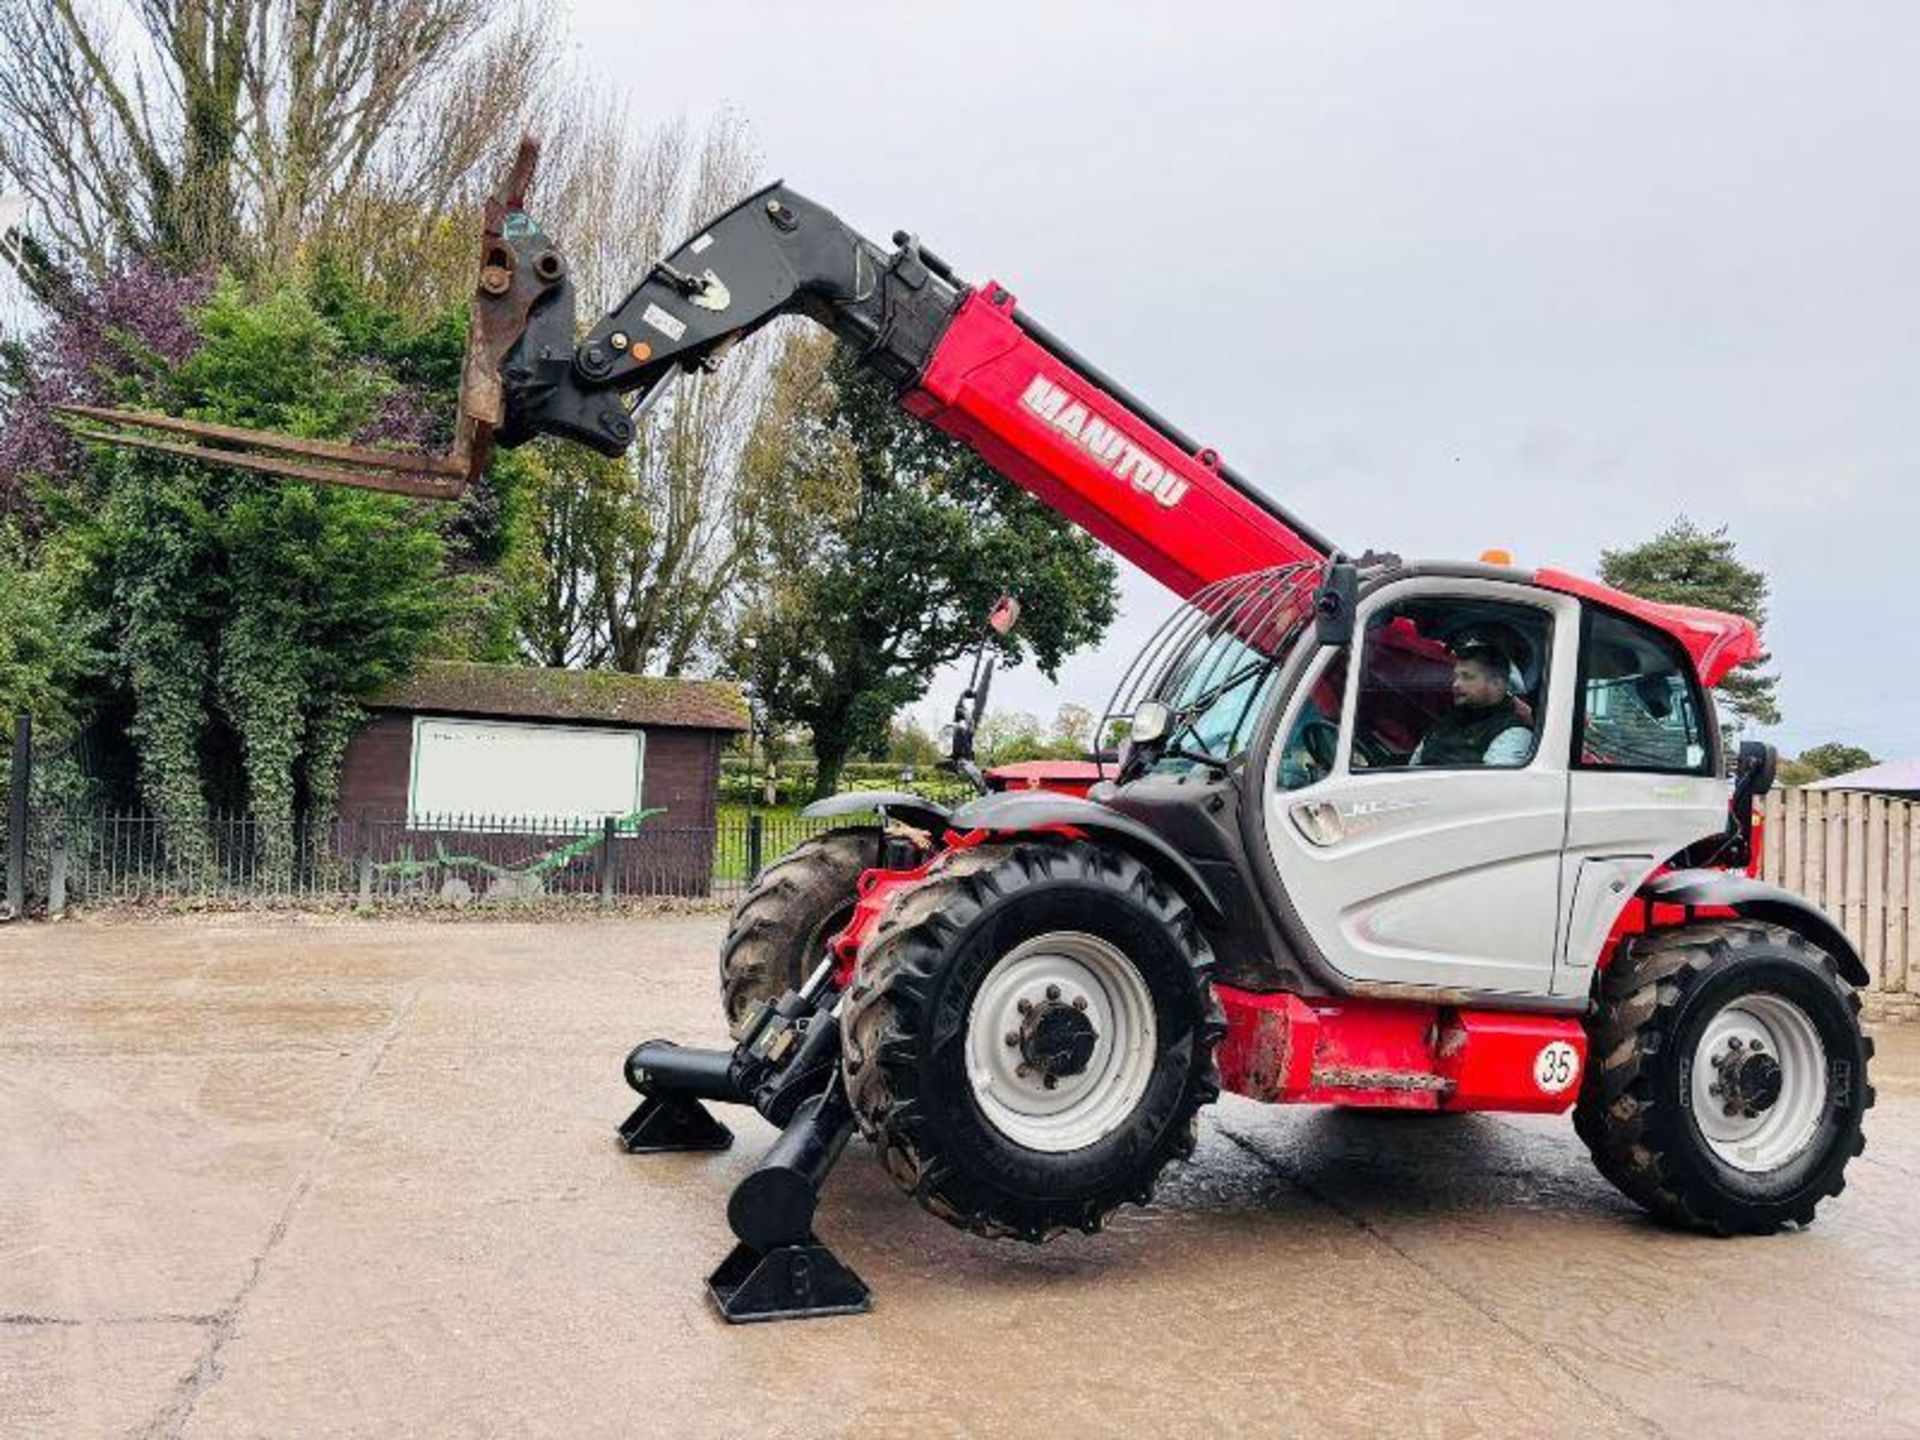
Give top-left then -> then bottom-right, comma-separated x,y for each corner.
488,167 -> 1334,598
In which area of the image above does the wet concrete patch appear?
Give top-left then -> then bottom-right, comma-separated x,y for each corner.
3,917 -> 1916,1437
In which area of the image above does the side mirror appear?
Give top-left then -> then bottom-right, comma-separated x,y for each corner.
1313,557 -> 1358,646
1724,740 -> 1777,869
1735,739 -> 1777,797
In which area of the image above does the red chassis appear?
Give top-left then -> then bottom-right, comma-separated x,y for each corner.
830,825 -> 1591,1117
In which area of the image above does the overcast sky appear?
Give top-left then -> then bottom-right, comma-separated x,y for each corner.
569,1 -> 1916,758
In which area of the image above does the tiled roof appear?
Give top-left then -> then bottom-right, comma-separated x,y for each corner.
370,661 -> 747,731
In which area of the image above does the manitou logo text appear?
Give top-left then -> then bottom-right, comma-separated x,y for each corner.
1020,376 -> 1191,509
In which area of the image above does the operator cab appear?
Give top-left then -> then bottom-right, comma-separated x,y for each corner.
1101,559 -> 1730,1007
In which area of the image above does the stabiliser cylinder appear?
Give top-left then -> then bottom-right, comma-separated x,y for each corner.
726,1084 -> 858,1252
624,1039 -> 746,1103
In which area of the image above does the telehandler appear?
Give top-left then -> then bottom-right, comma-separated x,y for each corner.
66,141 -> 1873,1323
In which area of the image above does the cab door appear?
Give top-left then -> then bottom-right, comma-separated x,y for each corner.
1551,606 -> 1730,996
1260,577 -> 1581,999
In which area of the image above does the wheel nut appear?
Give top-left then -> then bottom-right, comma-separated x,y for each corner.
1046,984 -> 1061,1001
1729,1038 -> 1744,1051
1015,1063 -> 1030,1078
1018,999 -> 1033,1016
1724,1102 -> 1739,1116
1749,1039 -> 1764,1053
1004,1031 -> 1020,1047
1043,1074 -> 1058,1090
1708,1082 -> 1723,1097
1072,995 -> 1088,1011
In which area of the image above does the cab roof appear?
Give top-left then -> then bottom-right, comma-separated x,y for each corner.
1532,568 -> 1761,689
1375,559 -> 1762,689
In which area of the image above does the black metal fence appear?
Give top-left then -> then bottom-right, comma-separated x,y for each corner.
9,807 -> 847,913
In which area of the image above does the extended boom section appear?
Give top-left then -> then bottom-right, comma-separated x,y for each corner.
494,177 -> 1331,598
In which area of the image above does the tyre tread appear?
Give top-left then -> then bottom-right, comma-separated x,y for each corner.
1575,920 -> 1872,1235
843,840 -> 1223,1241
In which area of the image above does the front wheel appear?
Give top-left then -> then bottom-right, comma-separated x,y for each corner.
718,827 -> 879,1028
1576,922 -> 1873,1235
842,841 -> 1223,1241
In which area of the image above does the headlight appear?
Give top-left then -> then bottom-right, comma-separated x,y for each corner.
1130,702 -> 1172,745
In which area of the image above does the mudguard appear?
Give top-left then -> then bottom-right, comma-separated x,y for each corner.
1642,869 -> 1871,987
947,789 -> 1224,922
800,791 -> 952,835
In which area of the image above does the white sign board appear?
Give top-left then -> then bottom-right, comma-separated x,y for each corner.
409,717 -> 644,826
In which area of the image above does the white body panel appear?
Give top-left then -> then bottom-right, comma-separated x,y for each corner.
1261,579 -> 1583,998
1552,770 -> 1728,995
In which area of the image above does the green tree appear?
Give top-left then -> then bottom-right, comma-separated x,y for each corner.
733,339 -> 1118,800
1599,517 -> 1780,731
501,116 -> 770,677
1046,702 -> 1097,759
978,709 -> 1046,765
53,273 -> 450,874
1778,742 -> 1877,788
0,521 -> 98,749
886,714 -> 943,771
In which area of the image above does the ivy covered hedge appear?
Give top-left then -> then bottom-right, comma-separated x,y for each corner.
0,259 -> 522,879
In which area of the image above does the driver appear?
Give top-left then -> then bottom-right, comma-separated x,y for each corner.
1411,643 -> 1533,767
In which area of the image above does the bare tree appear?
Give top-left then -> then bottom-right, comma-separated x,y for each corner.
511,110 -> 787,677
0,0 -> 555,282
1,0 -> 793,685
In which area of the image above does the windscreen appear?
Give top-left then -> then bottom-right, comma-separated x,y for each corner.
1099,563 -> 1320,777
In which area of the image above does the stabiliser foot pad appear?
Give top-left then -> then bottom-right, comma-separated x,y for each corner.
617,1095 -> 734,1154
707,1238 -> 872,1323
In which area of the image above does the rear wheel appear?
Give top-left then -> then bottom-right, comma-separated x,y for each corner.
1576,922 -> 1873,1235
842,841 -> 1223,1241
719,827 -> 878,1028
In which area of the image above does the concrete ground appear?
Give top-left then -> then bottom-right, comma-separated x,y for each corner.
2,916 -> 1916,1439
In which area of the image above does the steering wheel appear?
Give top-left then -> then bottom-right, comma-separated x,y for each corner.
1298,716 -> 1340,772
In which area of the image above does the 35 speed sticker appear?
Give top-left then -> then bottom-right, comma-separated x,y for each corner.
1533,1040 -> 1580,1094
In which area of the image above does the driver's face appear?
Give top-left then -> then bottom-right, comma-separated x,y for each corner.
1452,659 -> 1507,709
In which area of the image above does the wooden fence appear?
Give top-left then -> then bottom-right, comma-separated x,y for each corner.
1760,789 -> 1917,1014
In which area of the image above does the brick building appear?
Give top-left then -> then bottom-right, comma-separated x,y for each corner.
337,661 -> 747,896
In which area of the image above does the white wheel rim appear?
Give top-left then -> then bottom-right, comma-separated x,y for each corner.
1690,992 -> 1828,1174
964,931 -> 1158,1154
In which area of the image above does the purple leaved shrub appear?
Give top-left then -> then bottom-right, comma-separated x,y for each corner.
0,258 -> 213,519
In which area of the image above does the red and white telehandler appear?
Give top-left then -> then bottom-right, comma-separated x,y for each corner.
66,142 -> 1873,1323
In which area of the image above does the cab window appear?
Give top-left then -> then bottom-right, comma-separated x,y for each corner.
1575,610 -> 1712,774
1350,597 -> 1553,771
1277,649 -> 1348,791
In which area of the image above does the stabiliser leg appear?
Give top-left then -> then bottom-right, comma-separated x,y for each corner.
616,1040 -> 742,1153
708,1076 -> 870,1323
617,960 -> 871,1319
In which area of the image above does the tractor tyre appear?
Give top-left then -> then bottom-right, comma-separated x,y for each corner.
1575,921 -> 1873,1235
719,827 -> 880,1029
842,840 -> 1224,1242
